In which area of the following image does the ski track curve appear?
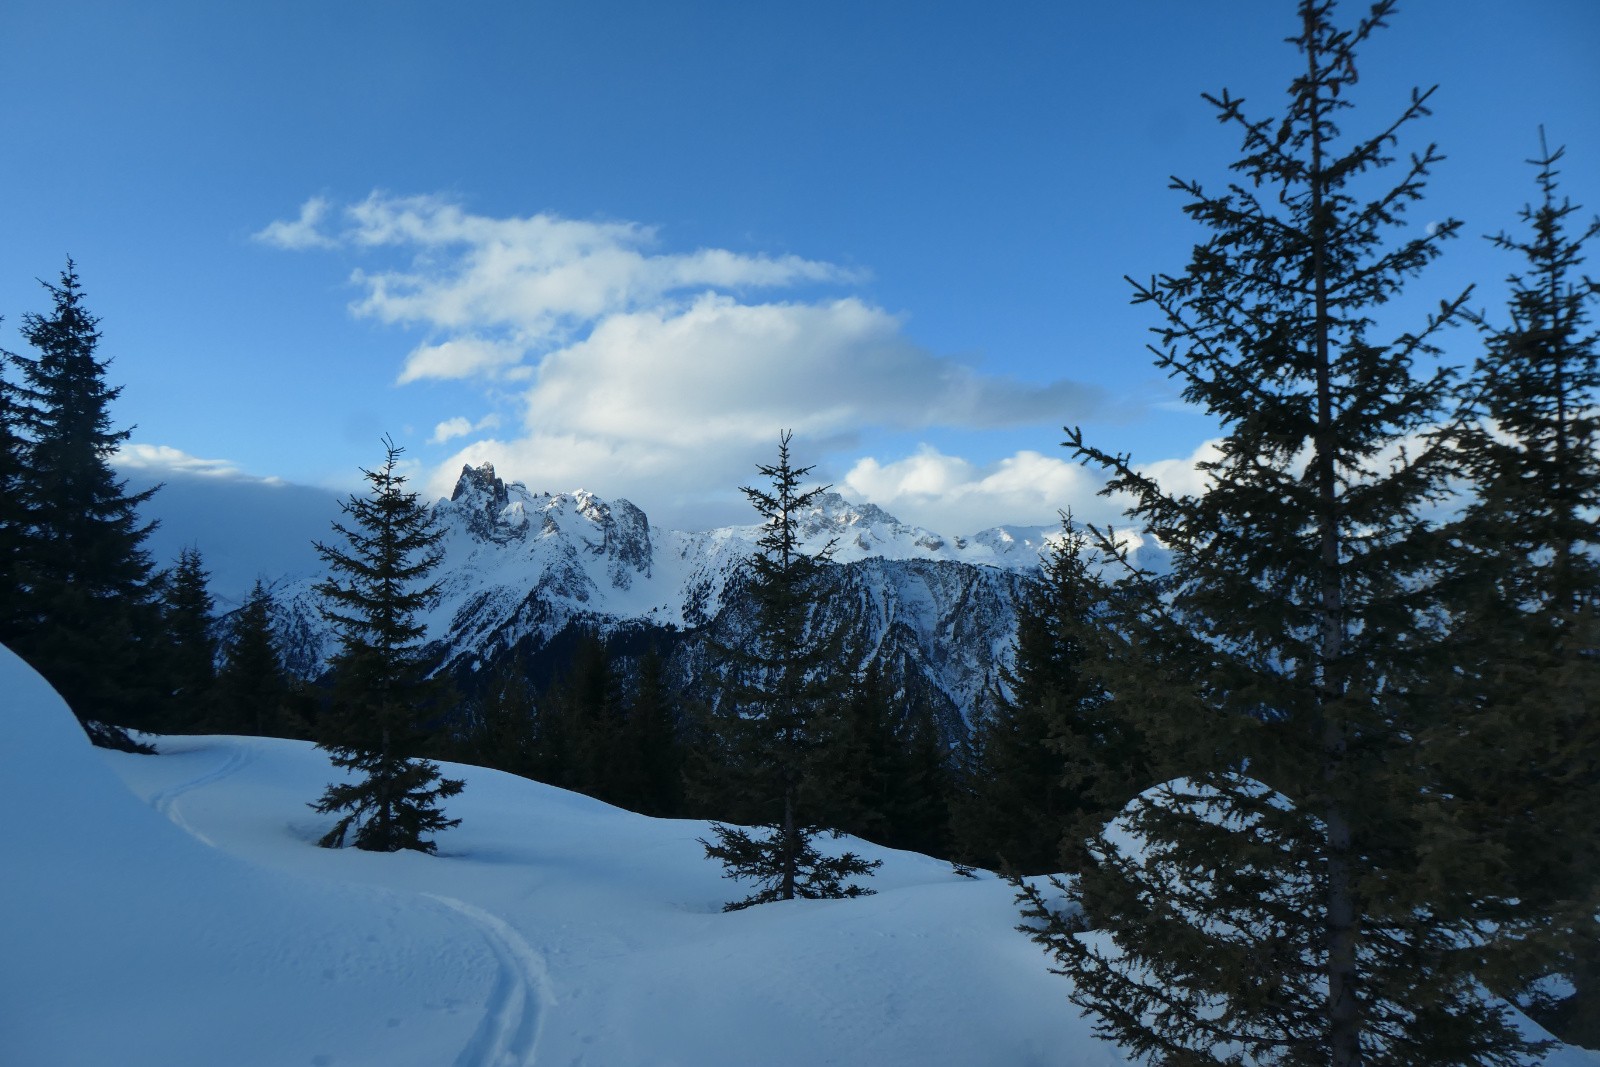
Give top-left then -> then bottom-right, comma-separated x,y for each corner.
148,740 -> 259,846
426,893 -> 550,1067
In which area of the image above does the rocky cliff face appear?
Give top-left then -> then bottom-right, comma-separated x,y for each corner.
270,463 -> 1079,734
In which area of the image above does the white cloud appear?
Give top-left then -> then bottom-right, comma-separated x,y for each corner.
400,337 -> 527,384
842,447 -> 1112,533
260,193 -> 860,354
429,413 -> 502,445
261,192 -> 1118,528
251,196 -> 337,250
115,443 -> 283,483
838,437 -> 1232,536
429,418 -> 473,445
1136,438 -> 1225,500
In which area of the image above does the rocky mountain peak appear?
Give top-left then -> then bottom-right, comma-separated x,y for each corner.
450,462 -> 510,511
446,463 -> 517,539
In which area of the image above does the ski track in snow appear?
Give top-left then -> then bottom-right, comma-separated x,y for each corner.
148,740 -> 259,846
426,893 -> 550,1067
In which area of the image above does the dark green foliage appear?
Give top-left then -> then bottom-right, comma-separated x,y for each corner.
310,437 -> 463,853
155,546 -> 218,732
812,662 -> 904,844
701,823 -> 878,912
893,702 -> 955,858
615,646 -> 685,816
454,652 -> 541,779
813,663 -> 954,857
0,339 -> 32,644
700,431 -> 878,908
1023,4 -> 1541,1064
3,261 -> 159,750
955,519 -> 1147,875
544,631 -> 626,797
1431,132 -> 1600,1043
217,580 -> 295,737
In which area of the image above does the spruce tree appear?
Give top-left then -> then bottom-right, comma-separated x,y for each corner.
310,437 -> 463,853
1433,132 -> 1600,1043
700,431 -> 879,910
0,339 -> 33,646
812,661 -> 907,847
954,518 -> 1145,875
217,580 -> 292,737
6,260 -> 159,749
892,700 -> 955,859
456,651 -> 540,779
156,546 -> 218,732
618,646 -> 684,816
818,663 -> 959,858
553,630 -> 626,801
1019,4 -> 1540,1064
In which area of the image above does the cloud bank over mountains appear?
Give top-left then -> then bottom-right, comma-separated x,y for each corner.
254,193 -> 1130,530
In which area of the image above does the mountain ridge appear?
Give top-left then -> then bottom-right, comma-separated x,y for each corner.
266,462 -> 1068,731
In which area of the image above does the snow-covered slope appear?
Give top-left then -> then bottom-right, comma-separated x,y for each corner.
1,645 -> 1115,1066
7,649 -> 1590,1065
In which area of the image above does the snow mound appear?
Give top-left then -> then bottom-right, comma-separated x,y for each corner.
0,644 -> 498,1067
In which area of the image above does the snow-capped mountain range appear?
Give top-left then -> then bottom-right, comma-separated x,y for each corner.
269,463 -> 1075,730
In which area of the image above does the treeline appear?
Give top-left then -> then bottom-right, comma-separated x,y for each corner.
0,263 -> 308,749
1002,2 -> 1600,1062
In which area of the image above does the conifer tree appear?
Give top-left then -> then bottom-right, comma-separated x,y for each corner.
1019,4 -> 1540,1064
892,700 -> 955,859
456,651 -> 540,779
813,661 -> 906,847
0,339 -> 32,646
310,437 -> 463,853
701,431 -> 879,910
617,645 -> 684,816
5,261 -> 159,749
156,546 -> 218,732
554,631 -> 626,800
955,518 -> 1144,875
217,580 -> 292,737
817,663 -> 959,858
1433,132 -> 1600,1043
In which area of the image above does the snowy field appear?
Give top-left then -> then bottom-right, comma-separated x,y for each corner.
3,645 -> 1591,1066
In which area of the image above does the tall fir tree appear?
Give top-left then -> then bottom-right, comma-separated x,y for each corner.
310,437 -> 464,853
617,645 -> 685,816
954,517 -> 1147,875
0,337 -> 33,646
815,662 -> 957,858
217,579 -> 293,737
1018,4 -> 1541,1064
5,260 -> 160,749
551,630 -> 627,801
1432,132 -> 1600,1044
455,651 -> 541,780
700,431 -> 879,910
892,700 -> 955,859
812,661 -> 908,847
155,546 -> 218,732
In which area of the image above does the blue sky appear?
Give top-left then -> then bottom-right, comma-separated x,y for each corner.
2,0 -> 1597,535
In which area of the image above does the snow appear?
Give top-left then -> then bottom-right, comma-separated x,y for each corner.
5,644 -> 1592,1066
0,644 -> 1114,1066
